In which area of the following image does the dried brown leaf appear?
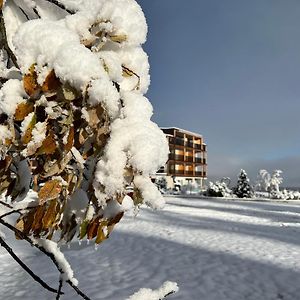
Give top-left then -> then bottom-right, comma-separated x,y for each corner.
64,126 -> 74,152
109,34 -> 127,43
15,218 -> 25,240
87,217 -> 100,240
36,130 -> 57,155
95,220 -> 108,244
42,199 -> 58,230
21,114 -> 36,145
31,205 -> 46,233
38,180 -> 62,204
41,69 -> 60,93
14,102 -> 34,122
23,64 -> 40,98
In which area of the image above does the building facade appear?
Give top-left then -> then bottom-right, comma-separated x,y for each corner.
155,127 -> 207,189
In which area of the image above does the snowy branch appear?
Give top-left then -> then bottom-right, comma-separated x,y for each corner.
0,236 -> 63,295
0,12 -> 19,68
127,281 -> 179,300
0,218 -> 91,300
0,0 -> 169,298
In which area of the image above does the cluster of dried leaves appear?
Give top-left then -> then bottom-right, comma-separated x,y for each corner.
1,62 -> 128,244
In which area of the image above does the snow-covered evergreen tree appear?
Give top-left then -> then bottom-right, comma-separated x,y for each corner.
234,169 -> 253,198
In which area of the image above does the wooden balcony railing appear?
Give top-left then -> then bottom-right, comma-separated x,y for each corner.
185,171 -> 194,176
185,156 -> 193,162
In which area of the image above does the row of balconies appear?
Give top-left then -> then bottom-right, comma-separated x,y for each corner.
169,154 -> 207,164
171,170 -> 207,177
169,137 -> 207,151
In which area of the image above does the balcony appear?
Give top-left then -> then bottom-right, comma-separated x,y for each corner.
194,144 -> 201,150
169,137 -> 175,144
195,171 -> 203,177
169,153 -> 175,160
169,153 -> 185,161
195,157 -> 202,163
174,170 -> 184,175
186,141 -> 194,148
185,156 -> 193,162
185,171 -> 194,176
203,159 -> 207,164
175,138 -> 185,146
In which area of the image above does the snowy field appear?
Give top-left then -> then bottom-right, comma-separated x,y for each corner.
1,196 -> 300,300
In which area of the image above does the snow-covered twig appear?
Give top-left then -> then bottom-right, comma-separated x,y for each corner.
0,219 -> 91,300
0,236 -> 62,295
0,12 -> 19,68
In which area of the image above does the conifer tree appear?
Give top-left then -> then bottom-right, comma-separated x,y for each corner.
234,169 -> 253,198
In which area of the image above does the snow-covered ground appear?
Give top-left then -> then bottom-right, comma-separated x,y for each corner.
1,196 -> 300,300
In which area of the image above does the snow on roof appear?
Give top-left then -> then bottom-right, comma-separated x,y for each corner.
160,127 -> 203,138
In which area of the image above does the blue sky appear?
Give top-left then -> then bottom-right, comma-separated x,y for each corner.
137,0 -> 300,186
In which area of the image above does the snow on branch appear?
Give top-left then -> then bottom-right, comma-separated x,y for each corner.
127,281 -> 179,300
0,0 -> 170,298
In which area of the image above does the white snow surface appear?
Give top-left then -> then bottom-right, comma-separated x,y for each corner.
1,196 -> 300,299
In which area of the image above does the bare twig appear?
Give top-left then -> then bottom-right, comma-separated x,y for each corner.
0,209 -> 22,219
56,278 -> 63,300
17,5 -> 30,20
67,280 -> 92,300
0,200 -> 13,209
0,236 -> 62,295
0,219 -> 92,300
42,0 -> 75,14
159,290 -> 176,299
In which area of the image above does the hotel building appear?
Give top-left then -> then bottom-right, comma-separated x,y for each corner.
156,127 -> 207,189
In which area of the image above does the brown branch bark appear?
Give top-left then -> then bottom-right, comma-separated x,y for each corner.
0,236 -> 62,295
0,218 -> 92,300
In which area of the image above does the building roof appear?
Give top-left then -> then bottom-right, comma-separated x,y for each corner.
160,127 -> 203,138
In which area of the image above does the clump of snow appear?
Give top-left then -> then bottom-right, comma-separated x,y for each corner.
0,79 -> 27,116
118,47 -> 150,93
127,281 -> 179,300
0,125 -> 12,144
87,78 -> 120,118
36,239 -> 78,285
12,190 -> 39,210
